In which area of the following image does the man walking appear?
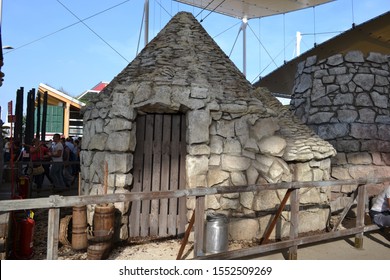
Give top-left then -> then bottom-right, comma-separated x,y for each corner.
49,133 -> 66,189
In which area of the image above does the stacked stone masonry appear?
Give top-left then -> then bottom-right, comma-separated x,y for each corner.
291,51 -> 390,210
81,12 -> 337,241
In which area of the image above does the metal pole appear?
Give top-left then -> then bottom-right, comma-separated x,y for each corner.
14,87 -> 24,142
241,17 -> 248,77
36,91 -> 41,139
296,31 -> 302,57
41,91 -> 48,141
0,106 -> 3,187
144,0 -> 149,47
0,0 -> 3,26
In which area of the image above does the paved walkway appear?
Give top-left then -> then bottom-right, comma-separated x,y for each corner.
249,230 -> 389,260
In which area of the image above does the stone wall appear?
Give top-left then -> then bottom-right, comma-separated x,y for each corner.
82,88 -> 335,241
81,12 -> 337,241
186,90 -> 335,240
291,51 -> 390,209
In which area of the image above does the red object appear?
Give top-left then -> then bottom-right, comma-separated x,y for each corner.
18,176 -> 30,199
91,81 -> 108,91
18,218 -> 35,259
8,100 -> 13,114
13,215 -> 35,259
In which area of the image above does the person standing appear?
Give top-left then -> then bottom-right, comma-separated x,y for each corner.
48,133 -> 66,189
369,186 -> 390,228
29,138 -> 46,190
3,137 -> 11,163
40,140 -> 53,187
62,137 -> 75,187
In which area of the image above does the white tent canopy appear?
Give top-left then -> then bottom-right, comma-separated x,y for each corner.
175,0 -> 333,19
172,0 -> 334,76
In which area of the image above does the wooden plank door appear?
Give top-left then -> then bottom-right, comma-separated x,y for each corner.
130,114 -> 187,237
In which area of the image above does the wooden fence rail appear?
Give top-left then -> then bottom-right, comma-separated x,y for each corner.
1,177 -> 389,260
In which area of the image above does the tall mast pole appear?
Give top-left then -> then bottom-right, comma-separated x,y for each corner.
241,17 -> 248,77
144,0 -> 149,47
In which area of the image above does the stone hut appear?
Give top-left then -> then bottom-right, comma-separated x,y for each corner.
291,51 -> 390,210
81,12 -> 336,241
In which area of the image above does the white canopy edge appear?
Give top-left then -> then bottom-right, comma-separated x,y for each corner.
175,0 -> 334,19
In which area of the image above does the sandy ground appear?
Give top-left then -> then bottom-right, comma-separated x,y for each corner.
23,207 -> 388,261
26,207 -> 250,260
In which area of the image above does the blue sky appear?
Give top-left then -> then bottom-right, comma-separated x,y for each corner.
1,0 -> 389,121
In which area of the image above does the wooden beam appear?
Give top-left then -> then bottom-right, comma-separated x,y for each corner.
1,177 -> 390,212
194,196 -> 205,257
288,188 -> 299,260
355,185 -> 367,249
177,210 -> 195,260
331,188 -> 359,231
194,225 -> 378,260
63,103 -> 70,137
46,208 -> 60,260
261,189 -> 293,245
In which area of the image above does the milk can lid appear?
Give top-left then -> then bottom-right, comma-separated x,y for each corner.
206,212 -> 228,223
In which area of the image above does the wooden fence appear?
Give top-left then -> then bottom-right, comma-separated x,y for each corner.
0,177 -> 388,260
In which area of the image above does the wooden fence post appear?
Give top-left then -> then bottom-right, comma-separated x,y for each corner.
288,188 -> 299,260
194,195 -> 205,257
355,184 -> 366,249
47,208 -> 60,260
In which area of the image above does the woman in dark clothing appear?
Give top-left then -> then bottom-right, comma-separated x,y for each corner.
29,138 -> 51,190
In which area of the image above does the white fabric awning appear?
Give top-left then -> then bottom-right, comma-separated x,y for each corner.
175,0 -> 333,19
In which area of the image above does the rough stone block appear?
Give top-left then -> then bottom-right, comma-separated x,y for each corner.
207,169 -> 230,187
346,152 -> 372,165
345,50 -> 364,63
106,153 -> 133,174
187,110 -> 210,144
223,139 -> 242,155
258,135 -> 286,156
106,131 -> 135,152
240,191 -> 254,209
350,123 -> 378,139
88,133 -> 108,151
229,218 -> 259,241
186,156 -> 208,188
353,74 -> 375,91
221,155 -> 251,172
188,144 -> 210,156
220,197 -> 240,210
231,171 -> 247,186
215,119 -> 235,138
253,190 -> 280,211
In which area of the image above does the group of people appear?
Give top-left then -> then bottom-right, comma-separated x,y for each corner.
3,134 -> 81,191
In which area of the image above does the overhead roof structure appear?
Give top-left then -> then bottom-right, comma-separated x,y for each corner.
175,0 -> 333,19
174,0 -> 333,77
255,11 -> 390,95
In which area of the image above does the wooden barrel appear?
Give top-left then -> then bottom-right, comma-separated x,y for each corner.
87,242 -> 111,260
93,204 -> 115,235
71,206 -> 88,250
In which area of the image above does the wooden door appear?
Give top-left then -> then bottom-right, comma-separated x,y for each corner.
130,114 -> 187,237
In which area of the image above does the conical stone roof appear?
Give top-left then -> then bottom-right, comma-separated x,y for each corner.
100,12 -> 253,101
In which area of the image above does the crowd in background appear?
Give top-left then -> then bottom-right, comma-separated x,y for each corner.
2,135 -> 81,191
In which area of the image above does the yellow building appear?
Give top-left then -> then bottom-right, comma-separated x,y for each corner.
37,83 -> 85,139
